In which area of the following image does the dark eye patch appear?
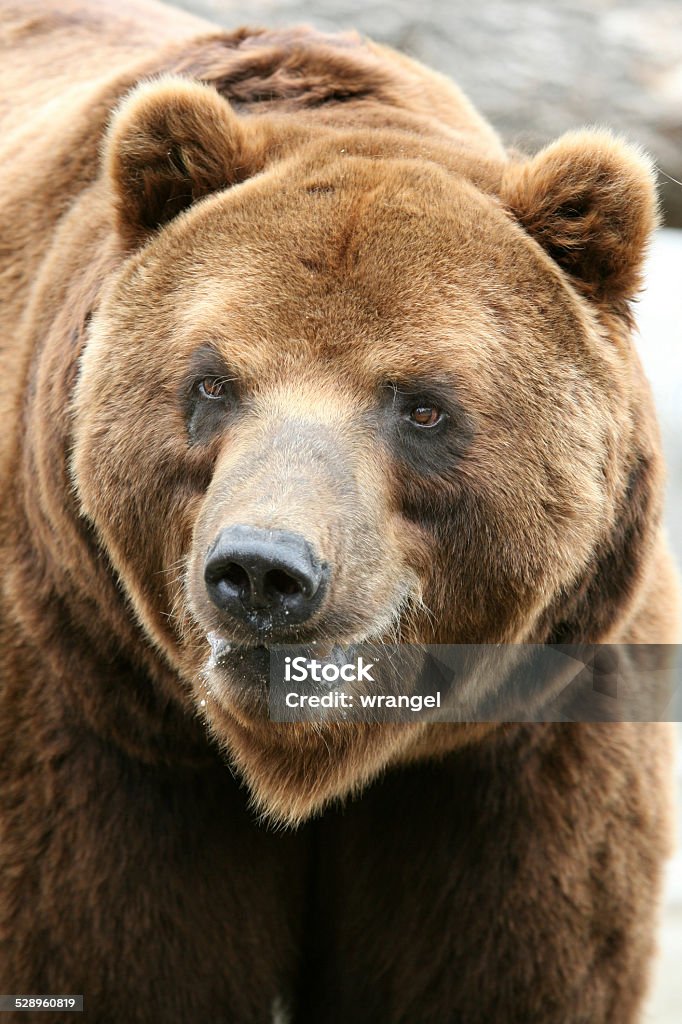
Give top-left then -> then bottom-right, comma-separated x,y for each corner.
379,379 -> 473,477
180,345 -> 239,445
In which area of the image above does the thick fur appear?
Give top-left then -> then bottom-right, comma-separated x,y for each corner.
0,2 -> 678,1022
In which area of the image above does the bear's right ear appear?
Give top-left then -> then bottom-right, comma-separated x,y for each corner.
104,76 -> 253,250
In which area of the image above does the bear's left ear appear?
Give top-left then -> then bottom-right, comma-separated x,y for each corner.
501,131 -> 659,310
104,76 -> 255,250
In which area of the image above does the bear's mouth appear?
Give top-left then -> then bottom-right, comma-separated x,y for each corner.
207,631 -> 339,664
203,634 -> 271,715
201,631 -> 358,721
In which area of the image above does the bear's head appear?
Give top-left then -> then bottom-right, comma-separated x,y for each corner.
71,76 -> 662,823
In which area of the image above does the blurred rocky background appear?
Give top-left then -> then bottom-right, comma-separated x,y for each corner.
636,234 -> 681,1023
168,2 -> 681,1018
172,0 -> 682,225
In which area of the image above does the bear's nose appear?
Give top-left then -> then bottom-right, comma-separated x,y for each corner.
203,524 -> 327,628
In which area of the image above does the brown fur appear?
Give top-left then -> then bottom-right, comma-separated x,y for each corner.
0,2 -> 678,1021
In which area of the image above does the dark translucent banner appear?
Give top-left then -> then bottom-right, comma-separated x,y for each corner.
268,644 -> 682,723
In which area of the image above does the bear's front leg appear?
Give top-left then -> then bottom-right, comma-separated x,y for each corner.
298,722 -> 674,1024
0,730 -> 311,1024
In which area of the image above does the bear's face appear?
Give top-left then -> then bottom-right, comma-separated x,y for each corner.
72,78 -> 659,822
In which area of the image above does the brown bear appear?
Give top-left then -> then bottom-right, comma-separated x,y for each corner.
0,1 -> 678,1021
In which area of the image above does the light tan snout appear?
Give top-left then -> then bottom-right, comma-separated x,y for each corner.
188,389 -> 418,648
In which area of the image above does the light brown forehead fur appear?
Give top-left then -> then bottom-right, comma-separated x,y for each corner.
111,145 -> 600,388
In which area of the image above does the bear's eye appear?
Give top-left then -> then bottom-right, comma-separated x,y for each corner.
198,377 -> 229,400
408,404 -> 443,428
